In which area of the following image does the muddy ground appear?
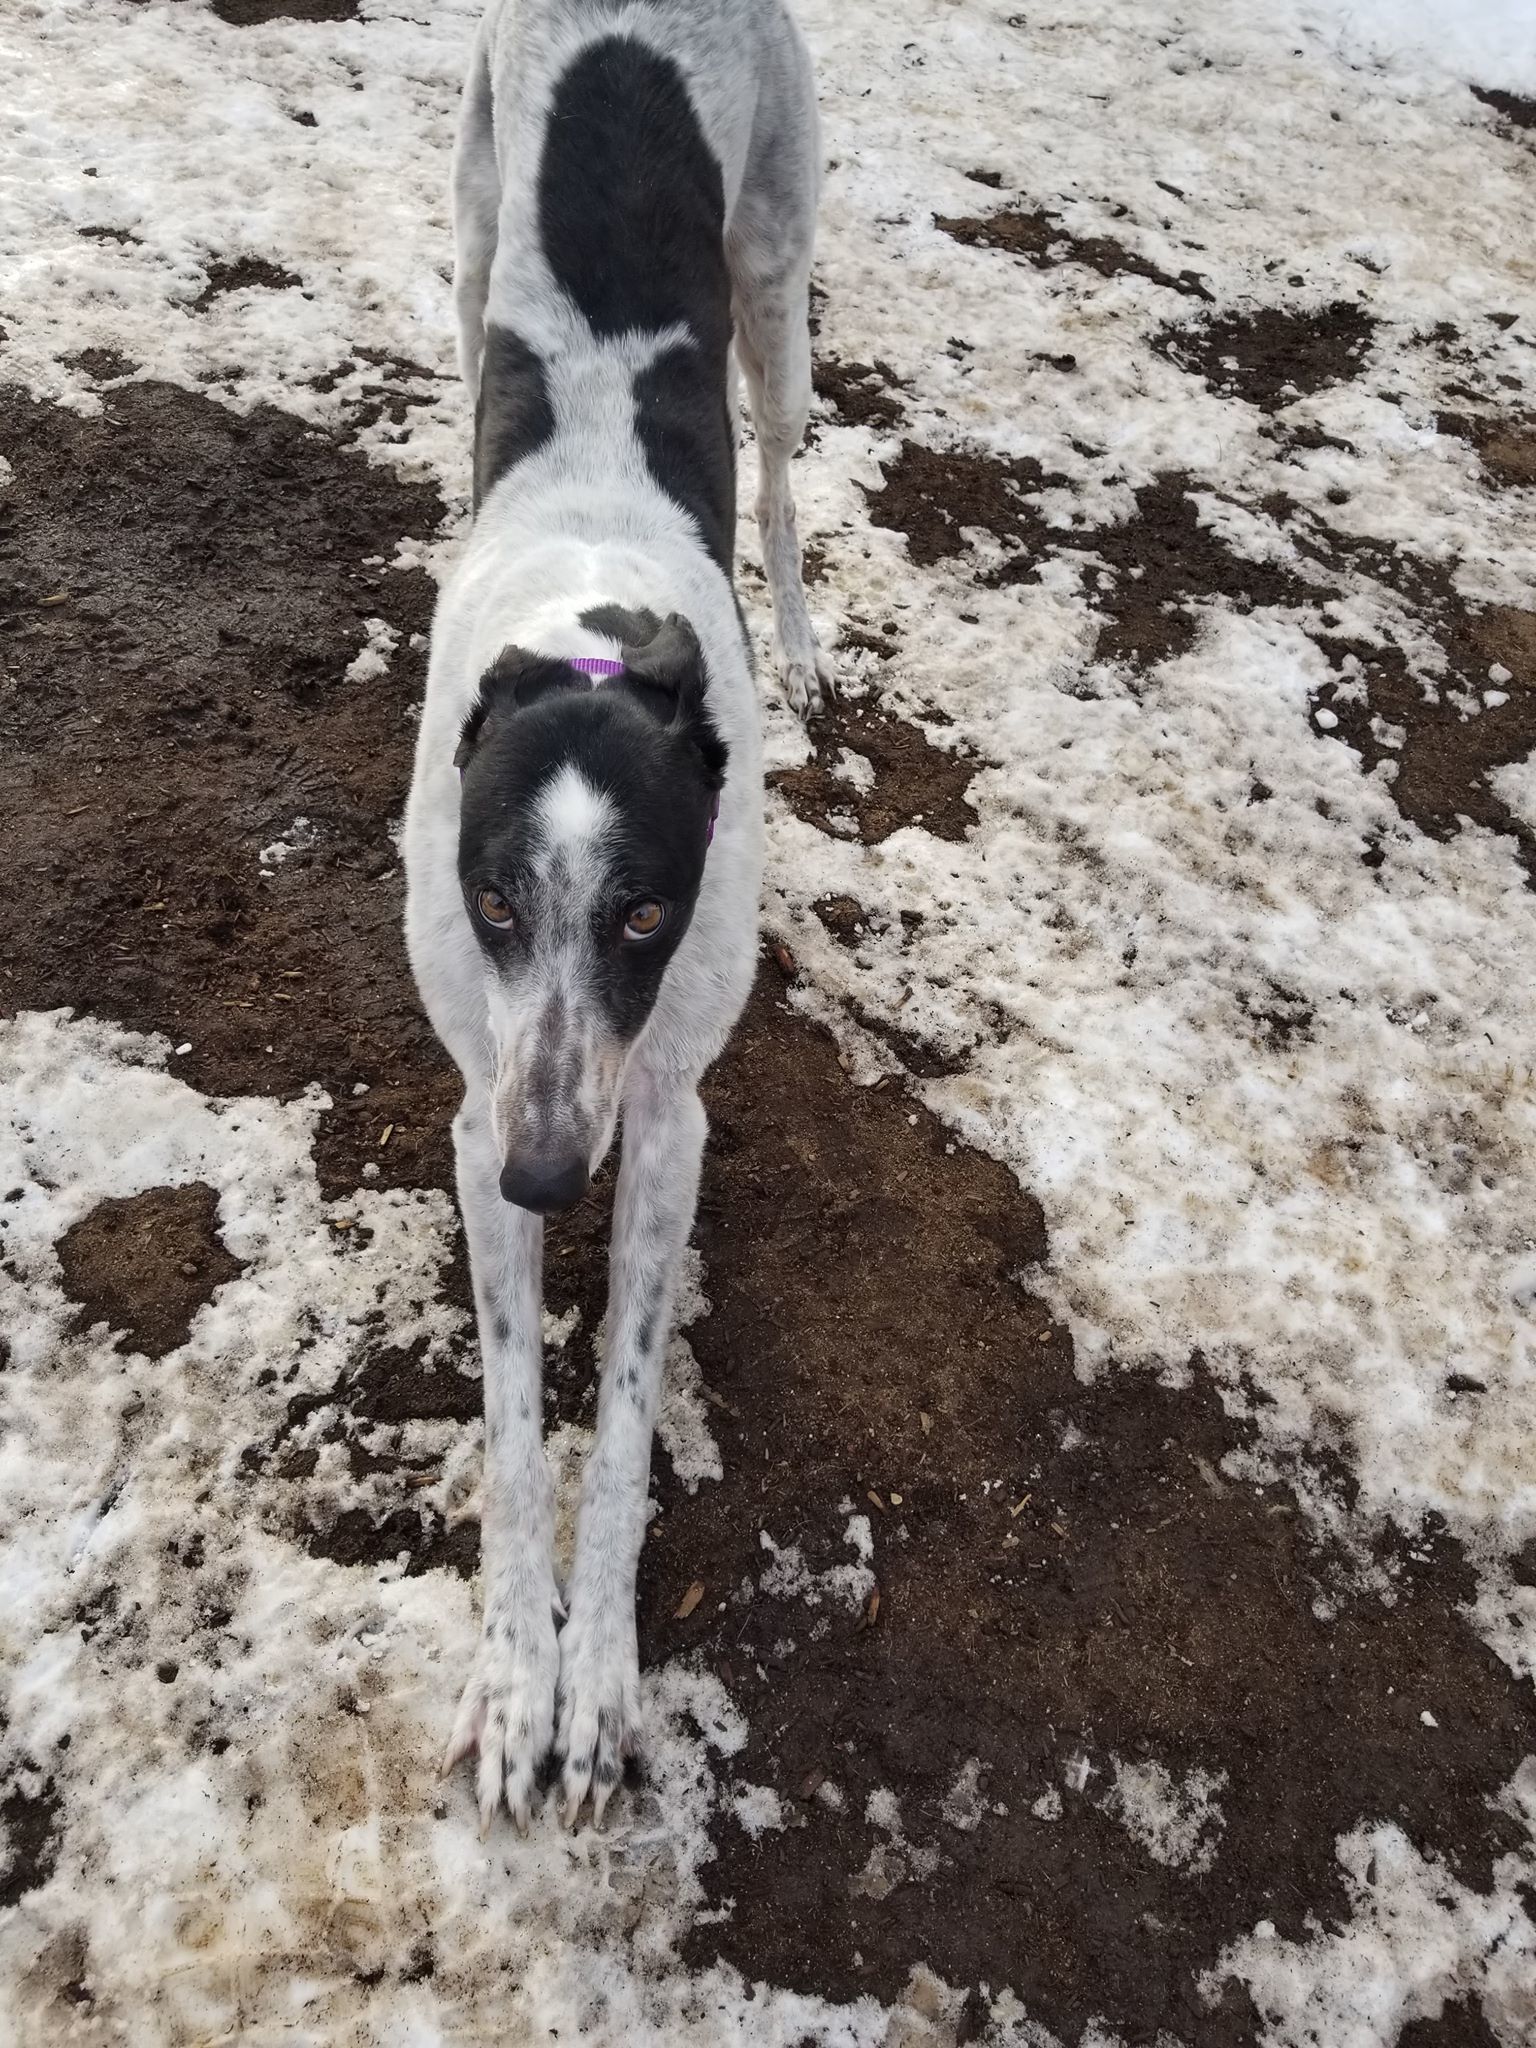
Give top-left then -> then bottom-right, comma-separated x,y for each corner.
3,257 -> 1535,2039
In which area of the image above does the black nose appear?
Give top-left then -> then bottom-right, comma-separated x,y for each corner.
499,1152 -> 590,1214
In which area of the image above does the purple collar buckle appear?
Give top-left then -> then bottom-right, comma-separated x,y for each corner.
568,655 -> 627,680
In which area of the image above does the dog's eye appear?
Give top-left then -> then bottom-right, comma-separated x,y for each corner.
623,900 -> 666,942
476,887 -> 516,929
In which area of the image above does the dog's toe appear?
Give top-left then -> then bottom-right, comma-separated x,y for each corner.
780,649 -> 833,722
444,1609 -> 559,1835
556,1607 -> 642,1828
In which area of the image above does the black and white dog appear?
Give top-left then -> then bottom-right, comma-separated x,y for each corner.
402,0 -> 827,1832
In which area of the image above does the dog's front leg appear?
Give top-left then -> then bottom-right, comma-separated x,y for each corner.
441,1091 -> 559,1835
556,1066 -> 707,1826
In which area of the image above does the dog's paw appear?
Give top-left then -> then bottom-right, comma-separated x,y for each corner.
555,1600 -> 643,1829
777,642 -> 835,722
441,1604 -> 560,1836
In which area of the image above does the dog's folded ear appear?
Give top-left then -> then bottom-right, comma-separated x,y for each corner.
453,645 -> 576,770
621,612 -> 728,787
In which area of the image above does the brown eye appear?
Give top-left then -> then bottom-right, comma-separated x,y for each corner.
623,900 -> 666,942
476,887 -> 515,929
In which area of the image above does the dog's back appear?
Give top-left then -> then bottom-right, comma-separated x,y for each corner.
456,0 -> 816,547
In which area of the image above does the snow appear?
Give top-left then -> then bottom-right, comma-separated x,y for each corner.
1207,1762 -> 1536,2044
1103,1757 -> 1228,1874
4,0 -> 1536,2037
1304,0 -> 1536,93
757,1520 -> 877,1612
345,614 -> 401,683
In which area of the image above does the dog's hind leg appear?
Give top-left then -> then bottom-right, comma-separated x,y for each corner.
452,25 -> 500,408
440,1090 -> 560,1835
729,48 -> 831,720
555,1066 -> 708,1826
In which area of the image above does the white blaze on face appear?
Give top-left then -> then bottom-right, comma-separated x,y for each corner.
533,762 -> 612,875
487,763 -> 628,1175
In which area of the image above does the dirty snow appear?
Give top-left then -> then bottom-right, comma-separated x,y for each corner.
757,1520 -> 877,1612
1206,1763 -> 1536,2044
4,0 -> 1536,2039
1103,1757 -> 1228,1875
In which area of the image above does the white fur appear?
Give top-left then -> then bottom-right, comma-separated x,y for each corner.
403,0 -> 824,1831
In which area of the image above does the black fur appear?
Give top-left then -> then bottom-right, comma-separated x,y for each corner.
578,602 -> 662,646
474,326 -> 557,510
539,37 -> 735,567
455,629 -> 727,1043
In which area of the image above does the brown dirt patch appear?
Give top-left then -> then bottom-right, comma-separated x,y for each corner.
211,0 -> 359,22
771,700 -> 979,843
1312,620 -> 1536,881
812,357 -> 906,432
1153,302 -> 1376,410
193,257 -> 304,309
862,438 -> 1059,571
0,380 -> 459,1202
935,206 -> 1212,300
59,348 -> 139,382
0,1774 -> 63,1911
1274,507 -> 1536,878
1399,2000 -> 1502,2048
1473,86 -> 1536,133
1438,411 -> 1536,487
641,977 -> 1536,2043
1067,474 -> 1320,669
54,1183 -> 244,1357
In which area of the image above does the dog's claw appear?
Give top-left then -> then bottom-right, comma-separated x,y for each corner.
555,1605 -> 641,1831
443,1607 -> 558,1838
779,645 -> 834,722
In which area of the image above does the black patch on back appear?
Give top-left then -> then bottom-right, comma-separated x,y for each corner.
539,37 -> 735,567
474,326 -> 557,510
633,342 -> 736,571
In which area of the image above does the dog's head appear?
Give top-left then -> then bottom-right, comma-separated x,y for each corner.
454,610 -> 726,1213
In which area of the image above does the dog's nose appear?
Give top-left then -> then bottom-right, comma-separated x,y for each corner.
499,1151 -> 590,1214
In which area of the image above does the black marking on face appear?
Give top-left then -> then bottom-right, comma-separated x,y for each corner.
475,326 -> 557,510
455,623 -> 728,1048
539,37 -> 735,566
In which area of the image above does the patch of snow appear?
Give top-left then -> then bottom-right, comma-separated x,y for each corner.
257,814 -> 315,868
1489,752 -> 1536,831
656,1248 -> 724,1492
345,614 -> 401,683
730,1783 -> 787,1840
942,1757 -> 986,1833
831,746 -> 876,791
1103,1756 -> 1229,1874
1207,1763 -> 1536,2043
758,1520 -> 877,1612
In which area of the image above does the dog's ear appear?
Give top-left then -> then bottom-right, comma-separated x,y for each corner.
620,612 -> 729,788
453,645 -> 575,770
